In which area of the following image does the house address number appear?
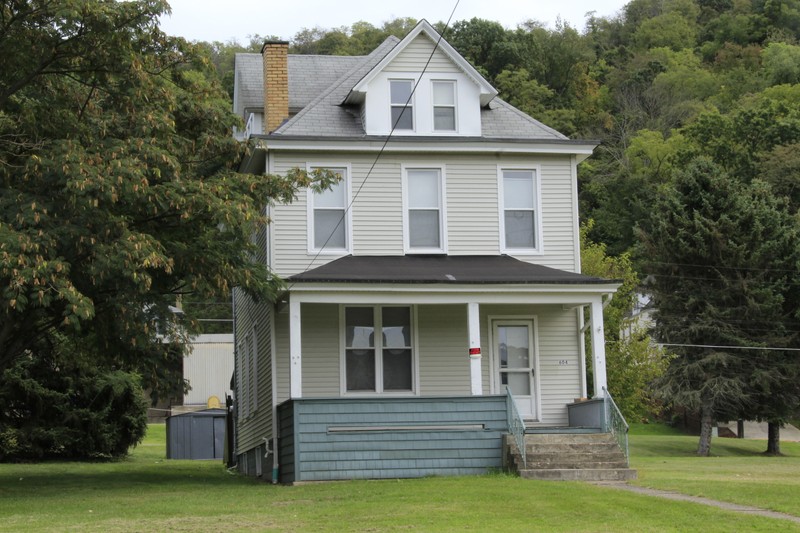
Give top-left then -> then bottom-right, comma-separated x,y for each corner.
558,360 -> 569,365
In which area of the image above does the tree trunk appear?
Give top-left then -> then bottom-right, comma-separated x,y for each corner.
765,422 -> 781,455
697,402 -> 714,456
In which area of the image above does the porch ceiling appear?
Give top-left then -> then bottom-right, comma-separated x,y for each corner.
288,255 -> 614,285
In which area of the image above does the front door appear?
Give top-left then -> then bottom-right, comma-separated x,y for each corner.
493,320 -> 537,419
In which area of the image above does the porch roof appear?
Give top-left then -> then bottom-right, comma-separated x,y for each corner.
288,255 -> 613,285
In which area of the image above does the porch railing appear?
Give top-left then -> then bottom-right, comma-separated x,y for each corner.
602,387 -> 630,466
506,388 -> 526,469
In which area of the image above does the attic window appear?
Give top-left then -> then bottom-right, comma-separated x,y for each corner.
390,80 -> 414,130
432,81 -> 456,131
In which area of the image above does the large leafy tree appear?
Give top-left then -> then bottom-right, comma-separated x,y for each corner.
0,1 -> 320,389
639,158 -> 800,455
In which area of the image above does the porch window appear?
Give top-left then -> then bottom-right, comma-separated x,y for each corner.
403,167 -> 446,253
432,81 -> 456,131
344,306 -> 413,393
307,165 -> 350,253
499,168 -> 541,252
390,80 -> 414,130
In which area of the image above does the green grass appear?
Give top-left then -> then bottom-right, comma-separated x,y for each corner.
0,424 -> 798,532
630,430 -> 800,517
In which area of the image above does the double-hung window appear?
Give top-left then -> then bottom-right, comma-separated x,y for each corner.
390,79 -> 414,130
432,81 -> 456,131
344,306 -> 414,394
404,167 -> 446,252
500,168 -> 541,252
307,165 -> 349,253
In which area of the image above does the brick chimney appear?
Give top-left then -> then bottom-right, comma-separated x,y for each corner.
261,41 -> 290,134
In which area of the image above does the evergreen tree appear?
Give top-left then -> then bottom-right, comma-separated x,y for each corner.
639,157 -> 800,455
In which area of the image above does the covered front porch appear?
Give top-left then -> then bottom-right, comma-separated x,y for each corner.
273,255 -> 622,481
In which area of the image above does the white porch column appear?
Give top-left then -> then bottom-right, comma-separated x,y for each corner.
289,299 -> 302,398
467,302 -> 483,395
590,299 -> 608,397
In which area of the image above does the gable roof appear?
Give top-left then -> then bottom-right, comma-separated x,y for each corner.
344,19 -> 498,107
235,22 -> 583,144
288,255 -> 613,285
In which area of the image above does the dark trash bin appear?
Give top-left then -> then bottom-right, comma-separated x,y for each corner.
166,408 -> 227,460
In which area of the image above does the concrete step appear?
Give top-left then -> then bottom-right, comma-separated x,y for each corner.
526,460 -> 630,470
520,468 -> 638,482
524,433 -> 615,444
525,442 -> 620,454
526,453 -> 628,468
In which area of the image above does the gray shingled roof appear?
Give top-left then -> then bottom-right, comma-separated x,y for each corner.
274,37 -> 401,136
288,255 -> 613,284
234,53 -> 364,118
236,34 -> 572,141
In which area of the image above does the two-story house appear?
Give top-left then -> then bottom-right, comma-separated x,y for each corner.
232,20 -> 627,483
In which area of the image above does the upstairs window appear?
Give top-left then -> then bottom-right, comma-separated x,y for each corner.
307,166 -> 349,253
404,167 -> 446,253
432,81 -> 456,131
500,169 -> 541,252
390,79 -> 414,130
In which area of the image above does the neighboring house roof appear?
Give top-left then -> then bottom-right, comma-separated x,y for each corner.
288,255 -> 613,284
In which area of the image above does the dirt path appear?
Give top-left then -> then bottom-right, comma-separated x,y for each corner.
595,482 -> 800,524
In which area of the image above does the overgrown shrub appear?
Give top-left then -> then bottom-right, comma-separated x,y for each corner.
0,348 -> 148,461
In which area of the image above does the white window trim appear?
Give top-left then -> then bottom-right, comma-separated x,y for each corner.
389,78 -> 416,132
401,164 -> 448,254
486,315 -> 542,422
497,165 -> 543,255
431,80 -> 457,133
339,304 -> 418,396
305,163 -> 353,255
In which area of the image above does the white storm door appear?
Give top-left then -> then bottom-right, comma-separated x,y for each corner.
493,320 -> 536,419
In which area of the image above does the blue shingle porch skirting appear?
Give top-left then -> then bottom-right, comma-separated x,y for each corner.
277,395 -> 509,483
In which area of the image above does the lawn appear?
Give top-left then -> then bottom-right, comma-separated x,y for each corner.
628,423 -> 800,516
0,424 -> 798,532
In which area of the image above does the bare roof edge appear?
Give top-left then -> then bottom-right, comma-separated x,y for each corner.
250,134 -> 601,146
287,255 -> 619,285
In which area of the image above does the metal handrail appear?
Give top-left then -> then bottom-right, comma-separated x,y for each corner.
506,388 -> 526,469
602,386 -> 630,466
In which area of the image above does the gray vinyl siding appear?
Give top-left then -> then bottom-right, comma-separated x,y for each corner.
233,297 -> 273,455
277,396 -> 507,482
299,303 -> 340,397
384,34 -> 460,73
480,304 -> 582,426
417,304 -> 471,395
233,221 -> 275,457
268,153 -> 579,277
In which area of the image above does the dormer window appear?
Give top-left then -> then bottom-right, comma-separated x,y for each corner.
390,79 -> 414,130
432,81 -> 456,131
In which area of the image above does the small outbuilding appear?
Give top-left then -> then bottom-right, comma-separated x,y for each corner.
166,408 -> 227,460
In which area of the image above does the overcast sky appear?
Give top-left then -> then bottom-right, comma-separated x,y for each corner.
159,0 -> 629,43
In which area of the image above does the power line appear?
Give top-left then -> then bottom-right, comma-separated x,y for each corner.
287,3 -> 461,291
659,343 -> 800,352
